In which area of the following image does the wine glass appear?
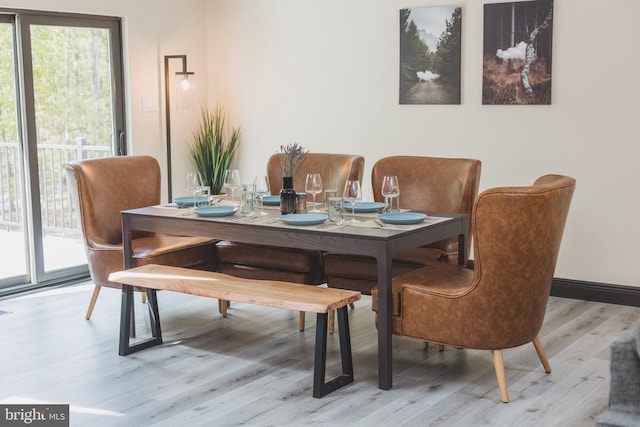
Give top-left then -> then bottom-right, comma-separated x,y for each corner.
253,175 -> 270,216
223,169 -> 240,205
186,172 -> 201,208
381,175 -> 400,213
343,179 -> 362,223
304,173 -> 323,213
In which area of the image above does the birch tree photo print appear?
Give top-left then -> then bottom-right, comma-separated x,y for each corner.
482,1 -> 553,105
399,6 -> 461,105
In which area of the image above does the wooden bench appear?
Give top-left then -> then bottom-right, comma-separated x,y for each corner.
108,264 -> 361,398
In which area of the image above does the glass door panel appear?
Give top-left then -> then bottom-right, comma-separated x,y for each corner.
0,20 -> 28,285
30,24 -> 116,274
0,11 -> 125,292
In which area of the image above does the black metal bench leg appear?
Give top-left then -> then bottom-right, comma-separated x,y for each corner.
337,306 -> 354,380
118,285 -> 163,356
312,306 -> 354,398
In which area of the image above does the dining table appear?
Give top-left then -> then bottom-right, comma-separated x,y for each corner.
120,201 -> 468,390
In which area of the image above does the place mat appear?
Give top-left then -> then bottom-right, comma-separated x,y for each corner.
148,205 -> 448,231
346,216 -> 449,230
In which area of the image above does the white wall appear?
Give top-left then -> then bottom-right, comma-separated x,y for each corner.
4,0 -> 638,287
205,0 -> 640,287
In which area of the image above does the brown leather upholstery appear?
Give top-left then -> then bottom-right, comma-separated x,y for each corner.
371,174 -> 576,402
265,152 -> 365,204
215,152 -> 364,284
324,156 -> 481,294
65,155 -> 218,316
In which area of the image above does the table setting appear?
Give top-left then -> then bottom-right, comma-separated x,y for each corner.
152,170 -> 450,231
152,195 -> 447,233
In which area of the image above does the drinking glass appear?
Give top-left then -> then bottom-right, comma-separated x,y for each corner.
223,169 -> 241,205
186,172 -> 201,208
343,179 -> 362,223
253,175 -> 270,216
305,173 -> 323,212
327,197 -> 344,224
381,175 -> 400,213
240,190 -> 255,216
324,189 -> 338,211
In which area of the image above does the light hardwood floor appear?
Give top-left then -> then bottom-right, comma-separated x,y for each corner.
1,282 -> 638,426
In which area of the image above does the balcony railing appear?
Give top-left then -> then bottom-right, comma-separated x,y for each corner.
0,139 -> 111,234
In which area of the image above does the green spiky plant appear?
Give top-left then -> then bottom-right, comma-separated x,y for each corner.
189,105 -> 241,195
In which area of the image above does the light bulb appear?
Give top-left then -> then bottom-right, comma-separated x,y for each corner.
180,78 -> 191,91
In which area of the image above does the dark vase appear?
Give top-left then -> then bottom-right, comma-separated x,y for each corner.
280,176 -> 296,214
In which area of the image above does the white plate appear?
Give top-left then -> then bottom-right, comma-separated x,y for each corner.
193,206 -> 237,217
378,212 -> 427,225
280,213 -> 327,226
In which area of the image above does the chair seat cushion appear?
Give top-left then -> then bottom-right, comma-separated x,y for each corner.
371,262 -> 474,316
89,235 -> 217,288
324,247 -> 447,281
216,241 -> 324,273
372,262 -> 475,340
324,247 -> 450,295
218,263 -> 324,284
133,235 -> 216,260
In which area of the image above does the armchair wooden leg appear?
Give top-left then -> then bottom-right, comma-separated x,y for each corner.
218,300 -> 228,317
141,292 -> 147,304
421,342 -> 445,351
491,349 -> 509,403
85,285 -> 101,319
533,336 -> 552,373
299,311 -> 306,331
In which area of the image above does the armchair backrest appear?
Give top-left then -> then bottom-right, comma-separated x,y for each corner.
267,153 -> 365,203
471,174 -> 576,346
65,155 -> 161,249
371,156 -> 481,254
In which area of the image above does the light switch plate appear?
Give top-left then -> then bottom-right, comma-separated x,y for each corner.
142,96 -> 158,112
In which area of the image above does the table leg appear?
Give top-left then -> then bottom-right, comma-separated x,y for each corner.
458,231 -> 468,266
376,249 -> 393,390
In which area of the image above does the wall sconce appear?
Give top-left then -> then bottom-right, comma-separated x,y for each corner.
164,54 -> 195,201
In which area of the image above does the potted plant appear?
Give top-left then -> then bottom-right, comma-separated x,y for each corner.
189,105 -> 241,195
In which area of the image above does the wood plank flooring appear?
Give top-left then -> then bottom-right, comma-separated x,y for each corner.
1,282 -> 638,426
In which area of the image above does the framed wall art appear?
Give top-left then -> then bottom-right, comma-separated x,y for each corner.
399,6 -> 462,105
482,1 -> 554,105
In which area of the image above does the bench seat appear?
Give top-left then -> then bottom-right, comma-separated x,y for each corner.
108,264 -> 361,398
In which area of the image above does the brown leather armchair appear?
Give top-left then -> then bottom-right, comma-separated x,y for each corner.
65,155 -> 218,319
215,152 -> 365,284
324,156 -> 482,295
372,174 -> 576,402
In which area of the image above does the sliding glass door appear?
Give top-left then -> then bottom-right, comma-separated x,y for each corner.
0,10 -> 126,292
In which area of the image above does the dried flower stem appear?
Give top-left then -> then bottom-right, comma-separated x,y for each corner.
279,143 -> 309,176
